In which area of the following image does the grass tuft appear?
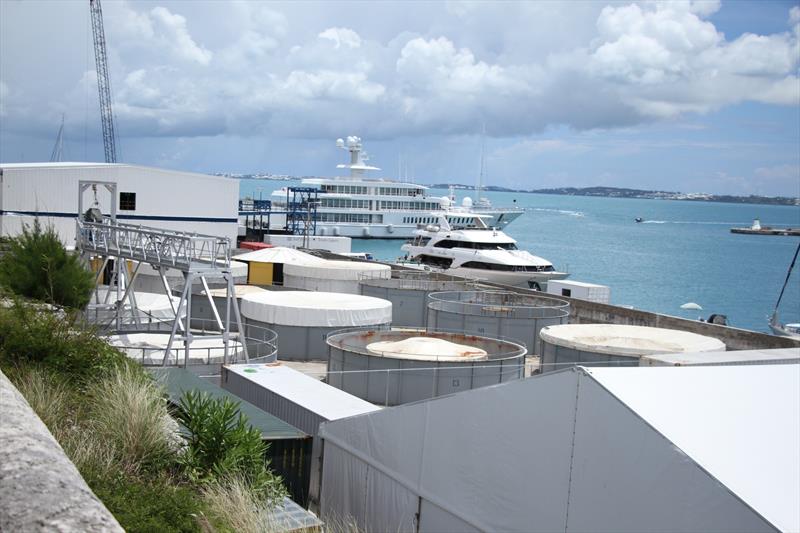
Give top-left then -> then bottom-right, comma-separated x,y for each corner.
88,364 -> 177,474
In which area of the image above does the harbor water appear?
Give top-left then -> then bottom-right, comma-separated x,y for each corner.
239,179 -> 800,333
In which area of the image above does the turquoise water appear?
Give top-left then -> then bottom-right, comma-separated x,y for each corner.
240,179 -> 800,333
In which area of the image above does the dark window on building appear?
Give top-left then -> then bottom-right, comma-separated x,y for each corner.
120,192 -> 136,211
561,289 -> 572,297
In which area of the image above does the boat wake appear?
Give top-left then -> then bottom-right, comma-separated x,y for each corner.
530,208 -> 585,217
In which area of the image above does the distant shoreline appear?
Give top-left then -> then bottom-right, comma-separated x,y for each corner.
229,175 -> 798,207
429,184 -> 800,207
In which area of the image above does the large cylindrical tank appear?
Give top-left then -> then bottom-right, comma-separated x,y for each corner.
284,260 -> 391,294
359,271 -> 477,327
538,324 -> 727,373
189,284 -> 268,331
326,328 -> 526,406
240,291 -> 392,361
426,290 -> 570,354
131,260 -> 248,293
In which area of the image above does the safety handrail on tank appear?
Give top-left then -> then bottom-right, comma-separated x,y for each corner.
105,318 -> 278,367
326,326 -> 528,361
76,219 -> 231,272
358,269 -> 481,291
427,290 -> 570,319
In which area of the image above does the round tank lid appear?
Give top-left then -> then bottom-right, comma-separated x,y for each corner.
240,291 -> 392,327
204,285 -> 267,298
539,324 -> 725,356
366,336 -> 488,361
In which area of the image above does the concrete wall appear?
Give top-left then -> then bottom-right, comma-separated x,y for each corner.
0,370 -> 122,532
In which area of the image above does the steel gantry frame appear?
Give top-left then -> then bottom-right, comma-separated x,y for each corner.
77,181 -> 248,366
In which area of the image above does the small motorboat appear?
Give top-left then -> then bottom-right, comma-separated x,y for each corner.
634,217 -> 644,223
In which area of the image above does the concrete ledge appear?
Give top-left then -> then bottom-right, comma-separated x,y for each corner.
0,370 -> 122,532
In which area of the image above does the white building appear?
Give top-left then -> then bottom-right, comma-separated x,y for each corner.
0,162 -> 239,244
317,365 -> 799,532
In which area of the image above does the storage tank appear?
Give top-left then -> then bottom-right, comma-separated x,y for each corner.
240,291 -> 392,361
426,290 -> 570,354
539,324 -> 727,373
131,260 -> 248,293
91,286 -> 186,330
107,329 -> 277,371
189,284 -> 268,330
359,270 -> 477,327
284,260 -> 391,294
326,327 -> 526,406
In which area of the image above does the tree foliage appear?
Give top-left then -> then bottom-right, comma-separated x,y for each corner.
176,390 -> 286,503
0,220 -> 94,308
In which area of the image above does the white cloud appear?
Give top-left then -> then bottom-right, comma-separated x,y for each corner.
318,27 -> 362,49
149,7 -> 212,65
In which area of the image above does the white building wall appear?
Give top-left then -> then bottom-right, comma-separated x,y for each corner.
0,163 -> 238,244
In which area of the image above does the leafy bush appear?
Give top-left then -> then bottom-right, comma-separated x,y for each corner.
0,302 -> 130,384
88,365 -> 178,474
86,472 -> 205,533
176,391 -> 286,503
0,220 -> 94,309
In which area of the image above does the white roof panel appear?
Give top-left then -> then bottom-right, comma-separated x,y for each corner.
233,247 -> 323,265
284,260 -> 390,281
587,365 -> 800,533
225,363 -> 381,421
641,348 -> 800,366
240,291 -> 392,327
540,324 -> 726,356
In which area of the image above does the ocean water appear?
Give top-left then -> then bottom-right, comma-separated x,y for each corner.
240,179 -> 800,333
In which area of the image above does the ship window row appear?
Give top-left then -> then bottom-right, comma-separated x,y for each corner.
403,216 -> 440,224
434,240 -> 518,250
320,198 -> 370,209
317,213 -> 381,223
381,201 -> 440,210
461,261 -> 554,272
378,187 -> 424,196
321,185 -> 368,195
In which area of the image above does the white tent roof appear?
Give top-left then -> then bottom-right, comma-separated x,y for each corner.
204,285 -> 267,298
233,246 -> 323,265
587,366 -> 799,533
284,260 -> 391,281
318,365 -> 798,532
240,291 -> 392,327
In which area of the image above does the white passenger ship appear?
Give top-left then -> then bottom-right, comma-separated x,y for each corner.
401,213 -> 568,289
269,136 -> 523,239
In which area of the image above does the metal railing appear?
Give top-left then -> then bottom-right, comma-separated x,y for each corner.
358,269 -> 481,291
76,219 -> 231,272
326,326 -> 527,362
427,290 -> 570,319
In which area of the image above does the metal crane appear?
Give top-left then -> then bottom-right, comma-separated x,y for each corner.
89,0 -> 118,163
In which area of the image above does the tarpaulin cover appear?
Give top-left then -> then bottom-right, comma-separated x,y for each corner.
366,337 -> 487,360
233,247 -> 323,265
318,365 -> 796,532
284,260 -> 390,281
539,323 -> 726,355
240,291 -> 392,327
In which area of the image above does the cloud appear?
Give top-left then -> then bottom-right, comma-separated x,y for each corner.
0,81 -> 8,117
149,7 -> 212,65
318,27 -> 362,49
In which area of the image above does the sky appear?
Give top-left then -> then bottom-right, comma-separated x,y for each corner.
1,0 -> 799,196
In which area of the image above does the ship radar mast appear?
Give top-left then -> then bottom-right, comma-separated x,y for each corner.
336,135 -> 381,178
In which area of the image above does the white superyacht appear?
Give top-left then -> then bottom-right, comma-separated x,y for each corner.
401,213 -> 568,289
269,136 -> 523,239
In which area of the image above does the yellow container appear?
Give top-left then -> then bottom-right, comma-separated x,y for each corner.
247,262 -> 274,285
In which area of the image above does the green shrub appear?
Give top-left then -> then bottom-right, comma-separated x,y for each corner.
88,365 -> 177,474
10,365 -> 74,435
0,220 -> 94,309
0,302 -> 130,384
86,472 -> 205,533
176,391 -> 286,503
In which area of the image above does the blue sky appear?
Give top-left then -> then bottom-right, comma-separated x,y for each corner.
1,0 -> 798,196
